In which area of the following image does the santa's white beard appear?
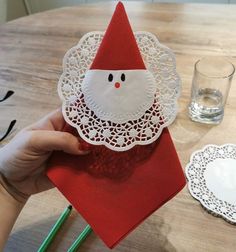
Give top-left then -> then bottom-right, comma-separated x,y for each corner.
81,70 -> 156,124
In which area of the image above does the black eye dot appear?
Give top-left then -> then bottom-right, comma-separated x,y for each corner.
108,73 -> 113,82
121,73 -> 125,82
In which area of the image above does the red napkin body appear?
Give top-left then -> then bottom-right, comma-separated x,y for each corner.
47,124 -> 186,248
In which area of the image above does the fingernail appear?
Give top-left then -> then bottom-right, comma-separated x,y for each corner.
79,141 -> 92,151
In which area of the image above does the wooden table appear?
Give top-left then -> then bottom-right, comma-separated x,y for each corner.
1,1 -> 236,251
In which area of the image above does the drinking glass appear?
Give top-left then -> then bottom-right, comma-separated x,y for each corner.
188,57 -> 235,124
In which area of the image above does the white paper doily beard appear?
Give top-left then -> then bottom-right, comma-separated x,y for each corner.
59,31 -> 181,151
82,70 -> 156,124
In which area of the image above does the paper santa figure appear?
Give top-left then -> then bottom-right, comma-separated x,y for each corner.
47,2 -> 185,249
59,2 -> 180,151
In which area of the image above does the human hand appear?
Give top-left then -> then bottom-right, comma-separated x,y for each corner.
0,109 -> 88,202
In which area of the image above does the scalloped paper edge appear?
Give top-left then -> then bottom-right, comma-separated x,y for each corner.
58,31 -> 181,151
185,144 -> 236,224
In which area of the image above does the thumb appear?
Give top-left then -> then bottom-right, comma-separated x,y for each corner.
28,130 -> 87,155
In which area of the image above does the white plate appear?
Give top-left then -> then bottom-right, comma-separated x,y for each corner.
185,144 -> 236,224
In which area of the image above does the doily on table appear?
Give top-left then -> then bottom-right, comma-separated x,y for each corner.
58,31 -> 180,151
186,144 -> 236,224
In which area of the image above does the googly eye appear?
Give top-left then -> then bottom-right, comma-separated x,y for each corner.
121,73 -> 125,82
108,73 -> 113,82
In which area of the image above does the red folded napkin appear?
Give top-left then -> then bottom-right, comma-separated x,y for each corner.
47,124 -> 186,248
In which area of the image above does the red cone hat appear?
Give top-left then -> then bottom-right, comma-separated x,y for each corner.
90,2 -> 146,70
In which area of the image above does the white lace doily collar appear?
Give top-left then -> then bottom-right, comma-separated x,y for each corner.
186,144 -> 236,224
58,31 -> 180,151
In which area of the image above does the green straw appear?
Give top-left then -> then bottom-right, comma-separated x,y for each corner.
38,205 -> 72,252
67,225 -> 93,252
